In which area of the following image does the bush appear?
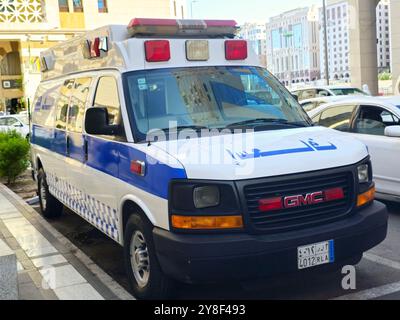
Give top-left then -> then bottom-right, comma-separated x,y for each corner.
0,131 -> 30,184
378,72 -> 392,81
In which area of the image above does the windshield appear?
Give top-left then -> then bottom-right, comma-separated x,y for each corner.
124,66 -> 311,141
330,88 -> 368,96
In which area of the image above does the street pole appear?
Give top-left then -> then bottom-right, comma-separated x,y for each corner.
323,0 -> 330,85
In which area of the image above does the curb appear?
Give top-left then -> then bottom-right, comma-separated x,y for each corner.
0,183 -> 135,300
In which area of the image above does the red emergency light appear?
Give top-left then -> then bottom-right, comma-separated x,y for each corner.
145,40 -> 171,62
225,40 -> 248,60
127,18 -> 238,38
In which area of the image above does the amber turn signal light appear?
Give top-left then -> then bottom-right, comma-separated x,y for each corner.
357,186 -> 376,207
171,215 -> 243,230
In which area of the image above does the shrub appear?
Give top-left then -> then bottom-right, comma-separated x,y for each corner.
0,131 -> 30,184
378,72 -> 392,81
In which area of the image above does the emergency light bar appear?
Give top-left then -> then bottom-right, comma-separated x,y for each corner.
127,18 -> 238,38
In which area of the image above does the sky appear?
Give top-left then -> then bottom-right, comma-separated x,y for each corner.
187,0 -> 321,23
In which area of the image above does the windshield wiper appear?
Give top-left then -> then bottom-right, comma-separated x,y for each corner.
160,125 -> 209,133
226,118 -> 308,129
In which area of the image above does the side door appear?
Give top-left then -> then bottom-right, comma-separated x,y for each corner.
83,75 -> 126,240
350,104 -> 400,197
50,79 -> 74,196
64,77 -> 93,213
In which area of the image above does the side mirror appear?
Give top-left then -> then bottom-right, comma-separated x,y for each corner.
85,107 -> 121,136
384,125 -> 400,137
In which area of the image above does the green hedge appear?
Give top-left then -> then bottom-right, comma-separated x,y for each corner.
0,131 -> 30,184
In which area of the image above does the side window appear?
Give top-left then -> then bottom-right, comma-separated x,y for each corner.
55,80 -> 74,130
319,105 -> 356,132
6,117 -> 19,126
93,76 -> 121,126
68,77 -> 92,133
0,118 -> 6,126
354,105 -> 400,136
33,86 -> 58,128
317,89 -> 330,97
300,89 -> 317,100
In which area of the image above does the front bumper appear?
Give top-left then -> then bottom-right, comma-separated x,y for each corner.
153,201 -> 388,284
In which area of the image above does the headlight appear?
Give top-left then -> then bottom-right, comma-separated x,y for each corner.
357,164 -> 369,184
193,186 -> 220,209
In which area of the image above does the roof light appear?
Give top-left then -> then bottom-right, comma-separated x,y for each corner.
145,40 -> 170,62
81,37 -> 109,59
128,18 -> 238,38
40,53 -> 55,72
91,38 -> 101,58
186,40 -> 209,61
225,40 -> 248,60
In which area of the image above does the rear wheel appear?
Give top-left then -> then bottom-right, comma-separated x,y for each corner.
37,168 -> 63,219
124,213 -> 175,300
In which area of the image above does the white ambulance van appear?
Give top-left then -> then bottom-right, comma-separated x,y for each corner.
31,19 -> 388,299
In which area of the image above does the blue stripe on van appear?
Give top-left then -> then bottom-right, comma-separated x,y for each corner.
32,124 -> 187,199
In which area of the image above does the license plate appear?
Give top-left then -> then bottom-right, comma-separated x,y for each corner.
298,240 -> 335,270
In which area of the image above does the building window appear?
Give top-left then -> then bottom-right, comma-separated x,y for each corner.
73,0 -> 84,12
0,0 -> 45,22
58,0 -> 69,12
98,0 -> 108,13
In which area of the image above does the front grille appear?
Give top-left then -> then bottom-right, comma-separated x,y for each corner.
242,171 -> 354,233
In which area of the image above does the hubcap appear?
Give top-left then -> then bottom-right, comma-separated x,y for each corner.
130,231 -> 150,288
40,178 -> 47,210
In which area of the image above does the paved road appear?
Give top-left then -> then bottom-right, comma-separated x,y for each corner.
33,201 -> 400,300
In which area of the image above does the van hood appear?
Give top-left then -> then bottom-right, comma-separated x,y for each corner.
151,126 -> 368,180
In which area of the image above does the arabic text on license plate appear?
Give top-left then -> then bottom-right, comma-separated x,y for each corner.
298,240 -> 335,270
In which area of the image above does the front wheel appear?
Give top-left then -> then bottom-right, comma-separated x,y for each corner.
124,214 -> 175,299
37,168 -> 63,219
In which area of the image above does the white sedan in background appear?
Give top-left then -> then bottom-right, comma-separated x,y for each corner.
292,85 -> 369,102
309,96 -> 400,202
0,115 -> 30,139
300,96 -> 353,113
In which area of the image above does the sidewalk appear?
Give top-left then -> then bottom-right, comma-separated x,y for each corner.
0,183 -> 135,300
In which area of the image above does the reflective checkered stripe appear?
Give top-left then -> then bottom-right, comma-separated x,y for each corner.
46,173 -> 119,241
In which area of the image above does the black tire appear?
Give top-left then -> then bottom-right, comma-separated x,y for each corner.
124,214 -> 175,300
37,168 -> 63,219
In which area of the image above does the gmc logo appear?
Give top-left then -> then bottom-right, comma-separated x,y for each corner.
284,192 -> 324,208
258,187 -> 345,212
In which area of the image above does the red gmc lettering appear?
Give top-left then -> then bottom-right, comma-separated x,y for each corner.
284,192 -> 324,208
258,188 -> 344,212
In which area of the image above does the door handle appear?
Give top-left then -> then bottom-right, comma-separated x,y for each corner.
84,139 -> 89,162
66,135 -> 70,156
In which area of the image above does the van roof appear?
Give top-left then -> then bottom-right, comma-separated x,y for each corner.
40,19 -> 258,82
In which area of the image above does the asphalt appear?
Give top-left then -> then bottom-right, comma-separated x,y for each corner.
33,200 -> 400,300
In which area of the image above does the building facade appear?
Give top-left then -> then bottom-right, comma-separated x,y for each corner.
265,7 -> 320,87
377,0 -> 391,72
0,0 -> 187,113
239,22 -> 267,66
319,0 -> 350,82
319,0 -> 391,83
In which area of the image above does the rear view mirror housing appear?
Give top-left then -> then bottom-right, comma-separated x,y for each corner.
384,125 -> 400,137
85,107 -> 121,136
